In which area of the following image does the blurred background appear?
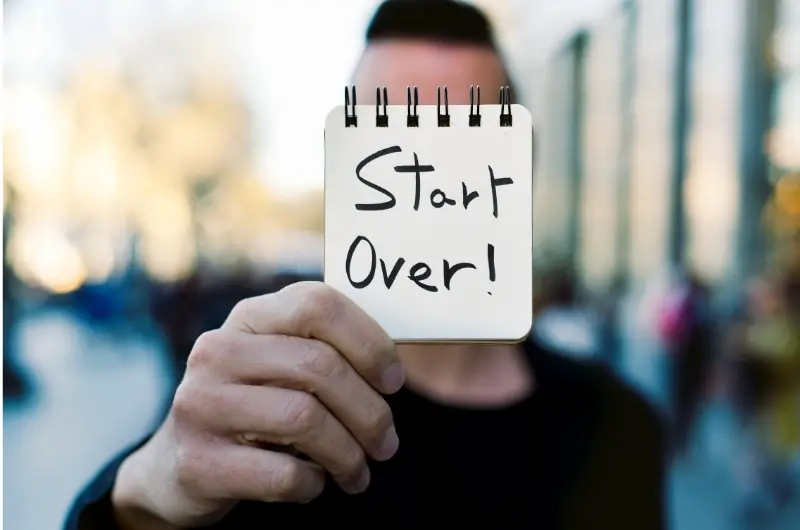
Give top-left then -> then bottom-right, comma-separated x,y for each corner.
2,0 -> 799,528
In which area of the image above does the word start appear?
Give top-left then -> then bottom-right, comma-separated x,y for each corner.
344,145 -> 514,295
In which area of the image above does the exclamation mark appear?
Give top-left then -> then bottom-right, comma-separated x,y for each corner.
487,243 -> 496,295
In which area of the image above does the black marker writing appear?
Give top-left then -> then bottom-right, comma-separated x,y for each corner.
380,257 -> 405,288
487,243 -> 496,295
408,263 -> 437,292
354,148 -> 515,218
344,235 -> 488,293
462,182 -> 479,209
355,146 -> 403,211
348,151 -> 514,297
346,235 -> 376,288
488,166 -> 514,218
430,189 -> 456,208
487,243 -> 496,282
393,152 -> 435,211
443,260 -> 477,290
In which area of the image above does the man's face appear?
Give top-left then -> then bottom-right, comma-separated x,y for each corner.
353,40 -> 507,105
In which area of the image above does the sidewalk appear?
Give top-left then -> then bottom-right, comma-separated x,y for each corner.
669,424 -> 800,530
616,301 -> 800,530
3,310 -> 174,530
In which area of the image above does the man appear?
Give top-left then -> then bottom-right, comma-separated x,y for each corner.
67,1 -> 666,528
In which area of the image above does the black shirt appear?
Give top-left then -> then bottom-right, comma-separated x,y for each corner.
66,340 -> 666,529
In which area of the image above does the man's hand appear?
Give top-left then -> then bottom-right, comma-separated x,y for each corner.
111,282 -> 404,528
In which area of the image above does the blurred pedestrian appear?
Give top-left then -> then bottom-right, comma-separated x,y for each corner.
727,273 -> 800,521
745,274 -> 800,482
533,269 -> 600,358
658,271 -> 715,457
598,273 -> 626,368
3,188 -> 34,401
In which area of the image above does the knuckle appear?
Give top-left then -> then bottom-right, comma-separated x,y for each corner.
264,458 -> 304,499
188,329 -> 230,371
171,381 -> 201,421
172,381 -> 225,426
227,297 -> 260,328
288,282 -> 340,328
365,399 -> 394,437
353,336 -> 393,374
340,446 -> 367,477
282,392 -> 324,435
298,341 -> 344,380
174,441 -> 209,490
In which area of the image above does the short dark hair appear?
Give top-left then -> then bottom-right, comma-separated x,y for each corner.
366,0 -> 499,50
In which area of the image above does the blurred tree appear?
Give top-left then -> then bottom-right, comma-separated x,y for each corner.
274,191 -> 325,234
763,171 -> 800,272
3,26 -> 329,292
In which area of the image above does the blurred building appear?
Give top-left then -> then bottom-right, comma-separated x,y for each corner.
525,0 -> 799,300
2,5 -> 328,299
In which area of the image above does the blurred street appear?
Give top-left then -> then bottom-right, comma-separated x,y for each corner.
671,457 -> 800,530
4,308 -> 800,530
3,310 -> 174,530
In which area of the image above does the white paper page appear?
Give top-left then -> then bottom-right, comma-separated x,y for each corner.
324,103 -> 533,342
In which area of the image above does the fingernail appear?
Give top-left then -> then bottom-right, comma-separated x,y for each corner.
381,363 -> 405,393
376,425 -> 399,461
342,466 -> 371,495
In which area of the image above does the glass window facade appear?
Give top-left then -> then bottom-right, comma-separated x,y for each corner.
534,41 -> 581,272
684,0 -> 746,282
628,0 -> 677,285
774,0 -> 800,132
766,0 -> 800,268
533,0 -> 791,292
772,0 -> 800,169
579,10 -> 627,292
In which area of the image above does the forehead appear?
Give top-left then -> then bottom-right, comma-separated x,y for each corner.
353,40 -> 507,105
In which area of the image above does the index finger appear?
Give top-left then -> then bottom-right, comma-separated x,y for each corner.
223,282 -> 404,394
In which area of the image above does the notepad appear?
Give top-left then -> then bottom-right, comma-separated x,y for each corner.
324,87 -> 533,343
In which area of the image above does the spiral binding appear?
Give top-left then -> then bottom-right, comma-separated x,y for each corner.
375,87 -> 388,127
499,86 -> 512,127
437,86 -> 450,127
407,86 -> 419,127
343,86 -> 513,128
344,86 -> 357,127
469,85 -> 481,127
